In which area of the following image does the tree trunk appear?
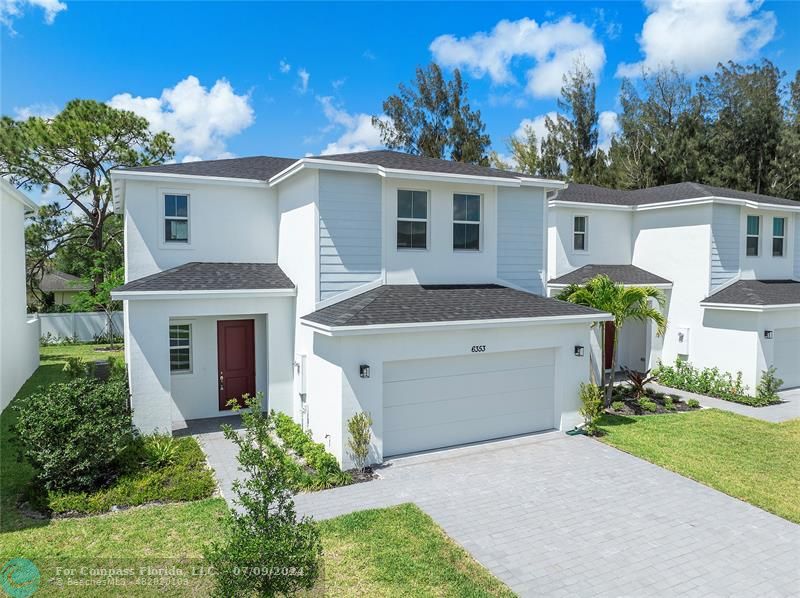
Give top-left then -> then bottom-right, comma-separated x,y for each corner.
605,327 -> 619,407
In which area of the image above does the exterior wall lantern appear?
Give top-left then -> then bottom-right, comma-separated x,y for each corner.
359,364 -> 371,378
574,345 -> 585,357
764,330 -> 774,339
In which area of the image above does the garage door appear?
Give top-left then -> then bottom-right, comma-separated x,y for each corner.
383,349 -> 555,457
773,327 -> 800,389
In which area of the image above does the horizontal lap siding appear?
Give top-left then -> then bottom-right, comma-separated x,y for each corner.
318,171 -> 382,300
496,188 -> 545,294
710,204 -> 740,290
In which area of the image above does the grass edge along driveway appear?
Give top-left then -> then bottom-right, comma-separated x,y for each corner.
597,409 -> 800,524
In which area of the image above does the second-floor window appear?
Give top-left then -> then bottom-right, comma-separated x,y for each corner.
453,193 -> 481,251
573,216 -> 588,251
746,215 -> 760,256
164,194 -> 189,243
397,190 -> 428,250
772,217 -> 786,257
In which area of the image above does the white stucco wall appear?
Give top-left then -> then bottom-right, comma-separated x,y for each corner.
124,179 -> 278,281
306,321 -> 593,468
0,183 -> 40,412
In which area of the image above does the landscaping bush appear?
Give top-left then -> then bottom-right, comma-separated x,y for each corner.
756,367 -> 784,406
664,397 -> 676,411
205,395 -> 322,597
347,411 -> 373,472
637,398 -> 658,412
143,435 -> 179,468
622,368 -> 657,398
611,400 -> 626,412
653,359 -> 779,406
13,376 -> 134,492
578,383 -> 603,435
687,399 -> 700,409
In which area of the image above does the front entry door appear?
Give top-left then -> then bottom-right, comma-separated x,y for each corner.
217,319 -> 255,410
604,321 -> 615,371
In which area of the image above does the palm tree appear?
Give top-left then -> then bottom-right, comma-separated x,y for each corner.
557,274 -> 667,405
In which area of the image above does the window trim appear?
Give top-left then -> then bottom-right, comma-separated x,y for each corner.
745,214 -> 760,257
160,190 -> 192,248
396,188 -> 430,251
169,322 -> 193,375
772,216 -> 786,258
572,215 -> 589,253
452,192 -> 483,252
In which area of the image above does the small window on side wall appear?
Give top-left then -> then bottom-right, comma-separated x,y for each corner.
169,324 -> 192,373
772,217 -> 785,257
746,215 -> 760,256
453,193 -> 481,251
397,190 -> 428,249
573,216 -> 588,251
164,194 -> 189,243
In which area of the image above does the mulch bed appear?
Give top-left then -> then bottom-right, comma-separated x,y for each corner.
607,386 -> 701,416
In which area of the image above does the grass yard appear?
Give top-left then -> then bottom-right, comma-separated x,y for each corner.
1,345 -> 511,597
598,409 -> 800,523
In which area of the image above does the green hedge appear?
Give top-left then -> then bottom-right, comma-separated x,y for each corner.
273,412 -> 351,490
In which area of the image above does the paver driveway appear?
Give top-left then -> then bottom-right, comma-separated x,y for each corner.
199,428 -> 800,597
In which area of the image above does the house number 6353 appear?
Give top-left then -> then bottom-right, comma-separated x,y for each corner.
471,345 -> 486,353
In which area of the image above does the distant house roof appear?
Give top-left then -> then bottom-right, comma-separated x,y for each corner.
113,262 -> 294,294
302,284 -> 606,330
702,280 -> 800,306
38,271 -> 90,293
553,182 -> 799,208
548,265 -> 672,287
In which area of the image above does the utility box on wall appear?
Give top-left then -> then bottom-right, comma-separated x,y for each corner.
675,327 -> 690,355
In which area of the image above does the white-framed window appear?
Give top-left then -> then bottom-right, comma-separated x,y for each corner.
573,215 -> 588,252
453,193 -> 481,251
397,189 -> 428,250
164,193 -> 189,243
169,323 -> 192,373
772,217 -> 786,257
746,215 -> 760,257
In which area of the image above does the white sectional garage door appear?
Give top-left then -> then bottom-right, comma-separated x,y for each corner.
383,349 -> 555,457
773,327 -> 800,389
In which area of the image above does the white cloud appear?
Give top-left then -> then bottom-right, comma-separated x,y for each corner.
0,0 -> 66,30
513,111 -> 558,149
316,96 -> 385,155
108,75 -> 254,160
598,110 -> 619,151
297,68 -> 310,94
430,16 -> 606,98
279,59 -> 291,73
13,102 -> 58,120
617,0 -> 776,77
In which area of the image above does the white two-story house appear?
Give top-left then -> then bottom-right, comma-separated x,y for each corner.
111,151 -> 609,466
547,182 -> 800,391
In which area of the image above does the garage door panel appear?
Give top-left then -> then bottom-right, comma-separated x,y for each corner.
384,349 -> 554,383
384,365 -> 553,407
773,327 -> 800,389
384,387 -> 554,433
382,349 -> 556,457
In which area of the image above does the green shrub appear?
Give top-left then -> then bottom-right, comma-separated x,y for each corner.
13,377 -> 134,492
205,395 -> 322,597
579,383 -> 603,435
756,367 -> 783,406
664,397 -> 676,411
611,400 -> 626,412
347,411 -> 373,472
62,356 -> 88,378
653,359 -> 776,406
638,398 -> 658,412
143,435 -> 178,468
687,399 -> 700,409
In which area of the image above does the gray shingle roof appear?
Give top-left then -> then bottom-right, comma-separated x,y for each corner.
38,270 -> 90,292
549,265 -> 671,286
114,262 -> 294,293
302,284 -> 604,328
121,156 -> 297,180
554,182 -> 798,208
702,280 -> 800,306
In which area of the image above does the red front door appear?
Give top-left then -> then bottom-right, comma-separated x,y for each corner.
217,319 -> 256,410
604,321 -> 616,371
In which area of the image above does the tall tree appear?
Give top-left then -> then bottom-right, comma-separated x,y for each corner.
769,70 -> 800,200
697,60 -> 784,194
373,63 -> 491,165
0,100 -> 174,289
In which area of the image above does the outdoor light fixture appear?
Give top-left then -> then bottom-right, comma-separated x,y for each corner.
574,345 -> 585,357
359,364 -> 371,378
764,330 -> 774,339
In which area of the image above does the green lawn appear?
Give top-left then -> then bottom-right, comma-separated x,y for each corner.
598,409 -> 800,523
1,345 -> 512,597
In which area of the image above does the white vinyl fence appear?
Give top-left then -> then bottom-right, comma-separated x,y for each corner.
32,311 -> 123,342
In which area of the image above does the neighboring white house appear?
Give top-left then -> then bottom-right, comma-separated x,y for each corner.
111,151 -> 610,466
0,179 -> 40,411
547,182 -> 800,391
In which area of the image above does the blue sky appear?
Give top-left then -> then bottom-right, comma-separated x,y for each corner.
2,0 -> 799,165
